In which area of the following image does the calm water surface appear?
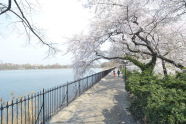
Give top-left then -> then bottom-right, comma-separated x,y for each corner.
0,68 -> 101,101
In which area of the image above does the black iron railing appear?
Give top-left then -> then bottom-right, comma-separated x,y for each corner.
0,68 -> 114,124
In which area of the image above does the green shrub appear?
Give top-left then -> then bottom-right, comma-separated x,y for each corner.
160,76 -> 186,91
145,88 -> 186,124
125,71 -> 186,124
176,72 -> 186,81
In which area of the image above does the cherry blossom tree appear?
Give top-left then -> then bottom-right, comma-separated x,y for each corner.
69,0 -> 186,75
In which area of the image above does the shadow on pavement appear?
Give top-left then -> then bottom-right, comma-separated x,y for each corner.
101,77 -> 139,124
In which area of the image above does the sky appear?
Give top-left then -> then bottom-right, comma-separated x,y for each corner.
0,0 -> 92,65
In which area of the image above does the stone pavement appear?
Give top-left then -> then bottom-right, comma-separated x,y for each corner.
49,73 -> 139,124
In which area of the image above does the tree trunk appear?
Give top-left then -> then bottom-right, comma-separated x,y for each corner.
124,55 -> 157,75
162,59 -> 168,77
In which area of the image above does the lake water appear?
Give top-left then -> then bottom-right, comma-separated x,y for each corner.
0,68 -> 101,101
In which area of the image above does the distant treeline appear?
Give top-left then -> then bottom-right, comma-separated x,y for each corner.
0,62 -> 116,70
0,63 -> 72,70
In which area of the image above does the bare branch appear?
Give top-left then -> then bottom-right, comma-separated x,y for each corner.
0,0 -> 11,15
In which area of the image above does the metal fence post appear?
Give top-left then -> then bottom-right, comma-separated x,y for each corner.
20,98 -> 22,124
1,104 -> 3,124
11,100 -> 13,124
78,80 -> 80,96
125,63 -> 127,83
6,102 -> 8,124
66,83 -> 69,106
43,89 -> 45,124
86,78 -> 88,90
91,75 -> 93,87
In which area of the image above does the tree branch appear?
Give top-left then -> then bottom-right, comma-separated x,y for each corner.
157,54 -> 184,69
0,0 -> 11,15
1,0 -> 56,53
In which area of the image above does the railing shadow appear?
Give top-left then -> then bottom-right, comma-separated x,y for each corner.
101,76 -> 139,124
102,91 -> 139,124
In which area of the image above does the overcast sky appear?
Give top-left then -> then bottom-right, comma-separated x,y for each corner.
0,0 -> 92,65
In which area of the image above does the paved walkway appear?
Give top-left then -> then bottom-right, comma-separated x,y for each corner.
49,73 -> 139,124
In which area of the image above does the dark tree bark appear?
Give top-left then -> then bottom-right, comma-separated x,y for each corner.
162,59 -> 168,77
96,52 -> 157,75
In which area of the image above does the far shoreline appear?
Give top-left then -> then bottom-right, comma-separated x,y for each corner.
0,68 -> 72,71
0,67 -> 105,71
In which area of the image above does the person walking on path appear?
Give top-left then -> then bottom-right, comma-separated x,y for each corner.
113,70 -> 116,77
117,70 -> 120,77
